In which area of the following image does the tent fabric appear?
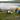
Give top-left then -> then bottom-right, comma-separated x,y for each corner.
16,10 -> 20,14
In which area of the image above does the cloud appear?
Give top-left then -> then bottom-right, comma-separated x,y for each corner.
0,3 -> 17,9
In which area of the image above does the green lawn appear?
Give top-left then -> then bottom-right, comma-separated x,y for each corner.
0,12 -> 18,20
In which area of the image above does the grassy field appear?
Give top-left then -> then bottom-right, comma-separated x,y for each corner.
0,12 -> 20,20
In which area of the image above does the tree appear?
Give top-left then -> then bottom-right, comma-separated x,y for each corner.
7,10 -> 8,14
0,8 -> 2,12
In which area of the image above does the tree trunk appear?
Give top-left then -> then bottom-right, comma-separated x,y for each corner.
7,10 -> 8,14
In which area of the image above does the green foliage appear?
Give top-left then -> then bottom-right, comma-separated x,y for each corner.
11,12 -> 16,16
0,12 -> 7,17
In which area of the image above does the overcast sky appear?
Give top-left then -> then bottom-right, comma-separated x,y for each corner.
0,0 -> 15,1
0,3 -> 20,9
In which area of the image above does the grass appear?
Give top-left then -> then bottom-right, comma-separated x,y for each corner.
0,12 -> 15,20
0,12 -> 20,20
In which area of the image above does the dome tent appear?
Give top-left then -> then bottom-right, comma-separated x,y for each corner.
15,5 -> 20,14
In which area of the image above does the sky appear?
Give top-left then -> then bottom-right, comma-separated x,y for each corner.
0,3 -> 20,9
0,0 -> 15,1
